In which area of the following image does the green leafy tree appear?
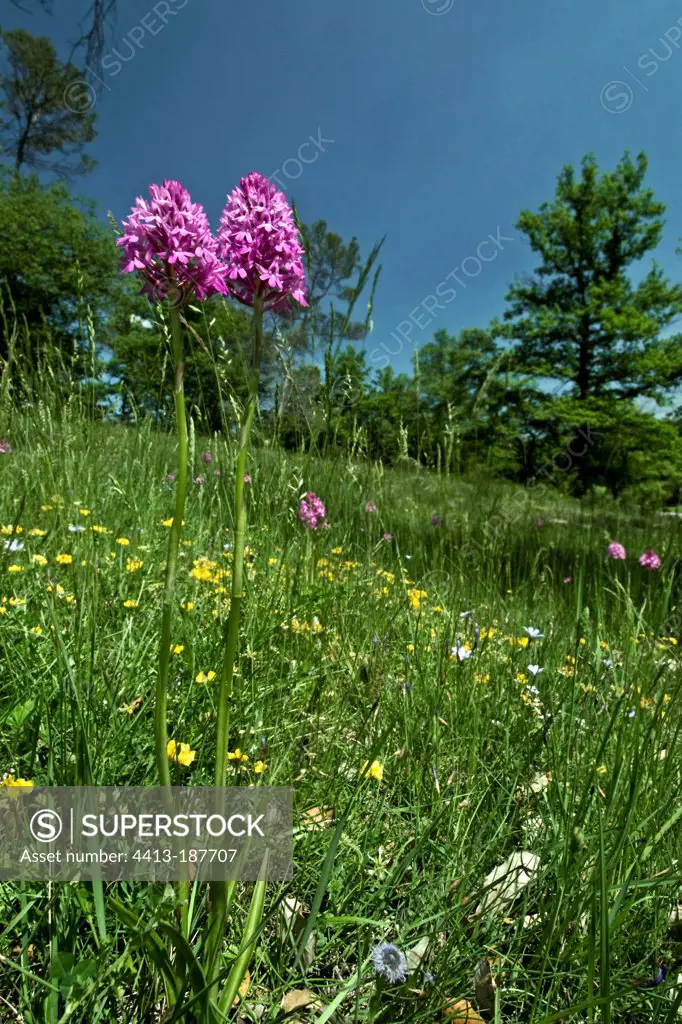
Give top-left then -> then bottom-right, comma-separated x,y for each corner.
501,151 -> 682,491
8,0 -> 116,69
0,169 -> 119,374
0,27 -> 96,177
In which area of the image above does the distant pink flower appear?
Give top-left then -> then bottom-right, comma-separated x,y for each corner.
299,492 -> 327,531
365,501 -> 377,513
536,518 -> 544,529
607,542 -> 626,560
194,475 -> 205,486
0,438 -> 12,454
383,533 -> 393,542
431,513 -> 443,528
202,451 -> 213,464
639,549 -> 661,570
563,576 -> 573,584
166,472 -> 176,484
214,469 -> 221,477
118,180 -> 228,305
243,473 -> 252,485
217,172 -> 308,313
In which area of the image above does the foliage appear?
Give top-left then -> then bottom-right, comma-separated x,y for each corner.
0,27 -> 96,177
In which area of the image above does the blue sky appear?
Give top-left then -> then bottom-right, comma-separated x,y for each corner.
7,0 -> 682,378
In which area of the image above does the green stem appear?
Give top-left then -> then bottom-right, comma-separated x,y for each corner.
155,306 -> 189,789
205,293 -> 263,981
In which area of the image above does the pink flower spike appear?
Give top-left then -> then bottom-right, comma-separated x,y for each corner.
639,549 -> 661,570
299,492 -> 327,531
607,542 -> 626,560
217,172 -> 308,313
118,180 -> 228,306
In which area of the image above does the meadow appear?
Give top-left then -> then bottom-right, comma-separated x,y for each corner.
0,400 -> 680,1022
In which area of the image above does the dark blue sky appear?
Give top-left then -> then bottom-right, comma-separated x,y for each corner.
8,0 -> 682,377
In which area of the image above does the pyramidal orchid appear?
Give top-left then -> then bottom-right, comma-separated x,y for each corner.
118,179 -> 227,306
217,171 -> 308,313
206,174 -> 308,1000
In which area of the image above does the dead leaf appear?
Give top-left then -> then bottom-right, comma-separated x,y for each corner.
476,850 -> 540,917
406,935 -> 430,974
443,998 -> 486,1021
301,806 -> 334,830
232,970 -> 250,1008
280,988 -> 315,1014
473,957 -> 496,1014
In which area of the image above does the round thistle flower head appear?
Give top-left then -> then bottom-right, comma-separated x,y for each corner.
639,549 -> 661,570
298,492 -> 327,530
372,943 -> 408,984
607,542 -> 627,560
217,172 -> 308,313
117,180 -> 228,306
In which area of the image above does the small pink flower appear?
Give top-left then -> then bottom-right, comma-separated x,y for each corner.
166,472 -> 176,484
214,469 -> 221,477
563,576 -> 573,584
365,501 -> 377,513
383,533 -> 393,542
639,549 -> 661,570
299,492 -> 327,531
194,475 -> 205,486
607,542 -> 626,560
0,438 -> 12,455
202,451 -> 213,464
243,473 -> 252,485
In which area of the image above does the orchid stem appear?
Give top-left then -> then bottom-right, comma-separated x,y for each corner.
206,292 -> 263,981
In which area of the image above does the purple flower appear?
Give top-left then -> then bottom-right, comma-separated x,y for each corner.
563,576 -> 573,583
639,549 -> 661,570
0,438 -> 12,455
607,542 -> 626,560
372,943 -> 408,984
383,532 -> 393,542
217,172 -> 308,312
166,472 -> 176,484
118,180 -> 228,305
298,492 -> 327,531
431,513 -> 443,528
194,475 -> 205,486
202,451 -> 213,465
243,473 -> 252,485
365,501 -> 377,513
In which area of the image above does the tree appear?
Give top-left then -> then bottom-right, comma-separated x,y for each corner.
0,28 -> 96,177
8,0 -> 117,69
502,151 -> 682,491
0,169 -> 119,372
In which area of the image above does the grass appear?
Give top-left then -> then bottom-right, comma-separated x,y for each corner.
0,400 -> 680,1022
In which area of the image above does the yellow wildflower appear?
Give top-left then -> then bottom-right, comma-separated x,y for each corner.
126,558 -> 143,572
55,554 -> 73,565
227,748 -> 249,763
31,626 -> 43,635
7,565 -> 22,573
167,740 -> 196,767
1,774 -> 34,788
361,760 -> 384,781
115,538 -> 130,547
195,671 -> 216,684
123,599 -> 138,609
29,528 -> 46,538
31,554 -> 47,566
253,761 -> 267,774
171,644 -> 184,655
